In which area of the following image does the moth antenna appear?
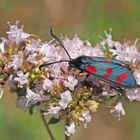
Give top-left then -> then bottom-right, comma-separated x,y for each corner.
39,60 -> 69,69
50,27 -> 72,60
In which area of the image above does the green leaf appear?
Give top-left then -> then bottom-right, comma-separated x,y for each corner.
48,117 -> 60,125
16,87 -> 26,97
29,104 -> 37,115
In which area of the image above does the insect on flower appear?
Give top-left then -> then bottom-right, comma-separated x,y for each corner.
40,28 -> 137,89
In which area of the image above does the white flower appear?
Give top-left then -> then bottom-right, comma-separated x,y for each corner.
91,47 -> 104,57
65,122 -> 75,136
48,106 -> 61,119
49,64 -> 65,78
7,24 -> 30,44
98,30 -> 140,64
26,87 -> 41,105
34,83 -> 45,95
79,110 -> 91,128
43,78 -> 53,91
26,53 -> 38,64
40,42 -> 52,56
134,71 -> 140,86
0,38 -> 6,53
101,89 -> 117,96
40,42 -> 62,62
100,30 -> 113,47
119,43 -> 139,63
64,75 -> 78,90
0,85 -> 4,98
110,101 -> 125,120
99,30 -> 121,49
25,39 -> 40,54
7,51 -> 23,70
62,36 -> 103,59
110,41 -> 140,63
14,71 -> 29,87
126,88 -> 140,101
101,91 -> 108,96
62,36 -> 83,59
59,90 -> 72,109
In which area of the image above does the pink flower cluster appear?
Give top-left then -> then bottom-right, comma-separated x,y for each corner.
0,23 -> 140,136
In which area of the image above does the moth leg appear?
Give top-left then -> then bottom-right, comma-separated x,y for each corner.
85,74 -> 90,80
78,72 -> 90,80
76,71 -> 88,78
76,71 -> 84,79
83,74 -> 94,87
77,71 -> 92,86
109,85 -> 125,96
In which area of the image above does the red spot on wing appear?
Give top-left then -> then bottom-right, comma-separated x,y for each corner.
116,77 -> 122,83
104,75 -> 109,79
104,68 -> 113,79
106,68 -> 113,74
116,73 -> 128,84
119,73 -> 128,79
86,65 -> 97,73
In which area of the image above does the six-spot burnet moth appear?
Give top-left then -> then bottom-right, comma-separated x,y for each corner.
40,28 -> 137,89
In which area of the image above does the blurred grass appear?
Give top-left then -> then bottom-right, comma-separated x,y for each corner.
0,92 -> 64,140
0,0 -> 140,140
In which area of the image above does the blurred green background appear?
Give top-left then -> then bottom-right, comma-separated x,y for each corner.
0,0 -> 140,140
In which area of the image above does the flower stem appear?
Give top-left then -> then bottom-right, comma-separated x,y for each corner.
65,115 -> 70,140
65,132 -> 70,140
40,110 -> 55,140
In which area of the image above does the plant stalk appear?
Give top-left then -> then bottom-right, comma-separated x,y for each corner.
40,111 -> 55,140
65,115 -> 70,140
